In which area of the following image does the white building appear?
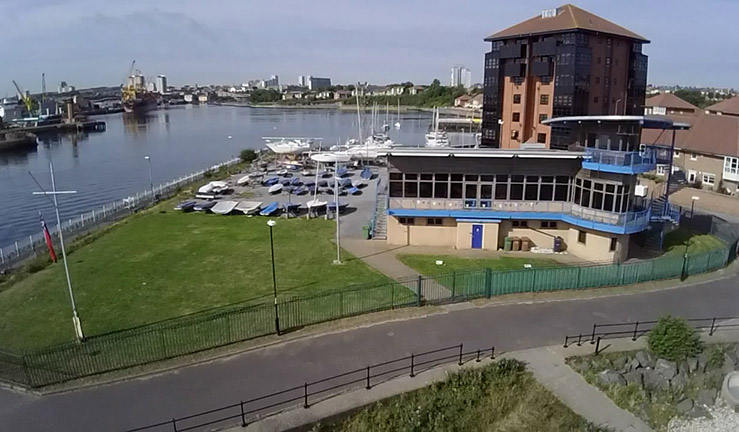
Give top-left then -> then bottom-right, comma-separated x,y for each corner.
298,76 -> 308,87
451,65 -> 471,88
261,75 -> 279,89
461,67 -> 472,89
156,75 -> 168,94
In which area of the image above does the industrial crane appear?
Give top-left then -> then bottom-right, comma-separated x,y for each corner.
12,80 -> 35,115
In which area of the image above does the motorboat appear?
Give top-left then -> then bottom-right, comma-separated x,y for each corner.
195,193 -> 215,200
198,183 -> 215,194
360,167 -> 372,180
282,202 -> 300,213
174,201 -> 197,212
310,152 -> 353,164
236,175 -> 250,186
303,180 -> 316,187
235,201 -> 262,215
318,180 -> 329,187
211,200 -> 239,215
327,202 -> 349,211
294,186 -> 308,195
336,167 -> 348,177
290,177 -> 301,186
347,186 -> 361,195
300,170 -> 313,176
264,176 -> 280,186
352,179 -> 366,188
194,201 -> 217,212
425,107 -> 449,147
281,178 -> 292,186
306,199 -> 327,209
276,169 -> 289,176
259,201 -> 280,216
268,183 -> 283,194
338,178 -> 352,188
263,137 -> 314,155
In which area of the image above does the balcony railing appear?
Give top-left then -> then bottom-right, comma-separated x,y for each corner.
388,198 -> 651,233
582,148 -> 656,174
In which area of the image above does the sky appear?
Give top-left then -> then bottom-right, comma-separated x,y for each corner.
1,0 -> 738,96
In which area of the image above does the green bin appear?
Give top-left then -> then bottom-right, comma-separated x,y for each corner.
504,236 -> 513,251
362,225 -> 371,240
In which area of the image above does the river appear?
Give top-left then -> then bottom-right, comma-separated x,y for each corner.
0,105 -> 435,247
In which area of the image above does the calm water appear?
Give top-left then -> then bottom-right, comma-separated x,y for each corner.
0,106 -> 433,246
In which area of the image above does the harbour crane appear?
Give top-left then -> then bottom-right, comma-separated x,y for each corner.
12,80 -> 35,115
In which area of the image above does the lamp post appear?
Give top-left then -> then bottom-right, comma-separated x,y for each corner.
267,219 -> 280,335
31,162 -> 85,342
333,166 -> 342,264
614,99 -> 622,115
681,196 -> 700,281
144,155 -> 154,199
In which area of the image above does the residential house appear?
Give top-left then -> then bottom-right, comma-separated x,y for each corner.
407,85 -> 426,96
644,93 -> 699,116
705,95 -> 739,118
470,93 -> 483,109
317,90 -> 334,100
333,90 -> 352,100
282,91 -> 304,100
454,95 -> 473,107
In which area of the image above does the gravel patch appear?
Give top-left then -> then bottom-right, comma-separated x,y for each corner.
669,400 -> 739,432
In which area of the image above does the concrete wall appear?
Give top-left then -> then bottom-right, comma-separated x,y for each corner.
387,216 -> 457,247
565,226 -> 629,263
456,221 -> 500,250
498,220 -> 567,250
672,150 -> 728,192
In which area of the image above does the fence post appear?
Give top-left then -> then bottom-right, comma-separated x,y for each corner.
590,324 -> 596,344
366,365 -> 371,389
15,241 -> 19,256
1,247 -> 4,264
303,382 -> 309,408
485,268 -> 492,298
632,322 -> 639,341
416,276 -> 422,307
491,346 -> 495,359
458,343 -> 464,365
576,265 -> 582,288
30,235 -> 36,258
171,418 -> 178,432
339,291 -> 344,317
710,317 -> 717,336
391,283 -> 395,310
476,349 -> 481,362
240,401 -> 246,427
451,270 -> 456,301
594,336 -> 602,355
410,354 -> 415,377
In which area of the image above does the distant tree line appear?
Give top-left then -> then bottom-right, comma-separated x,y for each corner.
250,89 -> 281,103
345,80 -> 467,108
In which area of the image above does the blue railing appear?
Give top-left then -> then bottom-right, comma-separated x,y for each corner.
582,148 -> 656,174
369,178 -> 383,238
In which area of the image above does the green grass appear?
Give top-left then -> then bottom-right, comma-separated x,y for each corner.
312,359 -> 608,432
0,202 -> 394,351
661,229 -> 726,256
398,254 -> 568,276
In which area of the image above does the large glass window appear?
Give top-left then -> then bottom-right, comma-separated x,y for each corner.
572,177 -> 632,213
450,182 -> 463,199
419,181 -> 433,198
404,181 -> 418,198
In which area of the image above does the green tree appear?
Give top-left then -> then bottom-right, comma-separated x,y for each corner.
647,315 -> 703,361
673,89 -> 708,108
250,89 -> 281,104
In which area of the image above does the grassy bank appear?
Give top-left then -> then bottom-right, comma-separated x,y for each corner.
398,254 -> 567,276
313,359 -> 606,432
662,229 -> 726,256
0,201 -> 393,350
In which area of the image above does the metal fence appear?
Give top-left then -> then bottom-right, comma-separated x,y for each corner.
564,316 -> 739,355
0,236 -> 735,389
125,343 -> 496,432
0,158 -> 241,272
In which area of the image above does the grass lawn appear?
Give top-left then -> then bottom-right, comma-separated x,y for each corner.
661,229 -> 726,257
313,359 -> 606,432
398,254 -> 568,276
0,201 -> 394,351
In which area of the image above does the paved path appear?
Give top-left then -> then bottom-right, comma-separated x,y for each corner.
2,268 -> 739,431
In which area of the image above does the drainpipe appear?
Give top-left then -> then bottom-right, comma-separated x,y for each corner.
663,128 -> 677,217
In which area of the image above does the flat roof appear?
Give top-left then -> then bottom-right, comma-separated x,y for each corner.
380,148 -> 584,159
542,115 -> 691,130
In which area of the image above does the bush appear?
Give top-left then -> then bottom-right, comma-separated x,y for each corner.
647,315 -> 702,361
240,149 -> 257,163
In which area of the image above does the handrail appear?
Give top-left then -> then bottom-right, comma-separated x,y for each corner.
125,342 -> 496,431
583,148 -> 656,168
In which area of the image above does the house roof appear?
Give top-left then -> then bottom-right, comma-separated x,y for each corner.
486,4 -> 649,42
641,113 -> 739,158
645,93 -> 698,112
705,95 -> 739,116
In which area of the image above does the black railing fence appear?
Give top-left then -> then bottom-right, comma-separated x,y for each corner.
564,316 -> 739,355
125,343 -> 496,432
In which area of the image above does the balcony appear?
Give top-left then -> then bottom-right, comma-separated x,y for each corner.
582,148 -> 656,174
387,198 -> 651,234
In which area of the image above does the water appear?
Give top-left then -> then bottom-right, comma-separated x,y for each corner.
0,106 -> 433,246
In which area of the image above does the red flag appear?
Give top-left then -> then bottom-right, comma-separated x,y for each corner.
40,215 -> 57,263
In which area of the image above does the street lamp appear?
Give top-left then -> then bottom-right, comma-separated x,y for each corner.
144,155 -> 154,199
681,196 -> 700,281
333,167 -> 342,264
267,219 -> 280,335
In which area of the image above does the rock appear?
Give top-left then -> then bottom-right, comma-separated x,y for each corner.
676,398 -> 694,414
655,359 -> 678,380
726,350 -> 739,367
687,356 -> 699,373
636,351 -> 654,368
697,353 -> 709,373
624,370 -> 643,386
678,360 -> 689,375
612,356 -> 628,371
686,405 -> 710,418
696,389 -> 717,407
574,361 -> 590,374
626,357 -> 641,372
722,353 -> 736,375
643,368 -> 670,392
671,370 -> 689,392
597,370 -> 626,387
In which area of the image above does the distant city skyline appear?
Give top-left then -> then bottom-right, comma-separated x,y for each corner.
1,0 -> 738,96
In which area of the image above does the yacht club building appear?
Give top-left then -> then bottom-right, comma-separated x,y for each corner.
382,116 -> 688,263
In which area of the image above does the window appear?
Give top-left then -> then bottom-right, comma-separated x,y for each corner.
656,165 -> 668,176
593,96 -> 599,103
512,220 -> 528,228
578,230 -> 587,244
539,114 -> 548,123
541,221 -> 557,229
725,157 -> 739,177
690,153 -> 698,161
513,94 -> 521,104
537,133 -> 547,143
398,217 -> 415,225
512,112 -> 521,122
595,76 -> 600,84
609,237 -> 617,252
606,58 -> 611,65
674,150 -> 680,158
702,173 -> 716,185
426,218 -> 443,226
540,94 -> 549,105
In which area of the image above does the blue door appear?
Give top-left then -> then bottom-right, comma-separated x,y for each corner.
471,224 -> 483,249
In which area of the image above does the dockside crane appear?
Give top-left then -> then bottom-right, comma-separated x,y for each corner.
12,80 -> 35,116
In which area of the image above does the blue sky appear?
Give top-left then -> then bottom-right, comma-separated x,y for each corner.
1,0 -> 737,96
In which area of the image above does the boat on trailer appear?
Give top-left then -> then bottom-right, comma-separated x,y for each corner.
194,201 -> 217,212
235,201 -> 262,215
174,201 -> 197,212
259,201 -> 280,216
268,183 -> 283,194
211,201 -> 239,215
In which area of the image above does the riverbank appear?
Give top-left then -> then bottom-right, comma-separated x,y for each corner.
218,101 -> 477,116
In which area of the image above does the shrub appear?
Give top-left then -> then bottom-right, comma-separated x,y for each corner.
240,149 -> 257,163
647,315 -> 702,361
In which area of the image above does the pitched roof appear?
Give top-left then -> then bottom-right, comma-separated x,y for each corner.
641,113 -> 739,158
705,95 -> 739,116
645,93 -> 698,111
486,4 -> 649,42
